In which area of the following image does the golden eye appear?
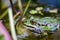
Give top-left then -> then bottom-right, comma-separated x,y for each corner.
30,20 -> 36,25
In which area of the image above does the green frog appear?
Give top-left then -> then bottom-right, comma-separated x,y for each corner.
23,17 -> 59,34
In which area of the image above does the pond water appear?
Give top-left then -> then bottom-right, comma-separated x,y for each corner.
1,1 -> 60,40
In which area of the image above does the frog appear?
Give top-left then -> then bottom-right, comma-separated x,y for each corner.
23,17 -> 59,35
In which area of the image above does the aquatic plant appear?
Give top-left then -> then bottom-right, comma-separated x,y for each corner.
0,0 -> 31,40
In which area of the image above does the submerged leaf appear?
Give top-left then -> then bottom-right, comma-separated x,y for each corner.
36,7 -> 43,11
29,10 -> 37,14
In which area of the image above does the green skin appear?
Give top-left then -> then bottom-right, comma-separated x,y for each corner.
24,17 -> 59,31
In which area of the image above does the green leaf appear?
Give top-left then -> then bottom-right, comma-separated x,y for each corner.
29,10 -> 37,14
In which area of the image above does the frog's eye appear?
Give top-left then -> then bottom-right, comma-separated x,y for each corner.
30,20 -> 36,25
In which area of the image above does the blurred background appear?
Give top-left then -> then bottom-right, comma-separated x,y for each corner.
0,0 -> 60,40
